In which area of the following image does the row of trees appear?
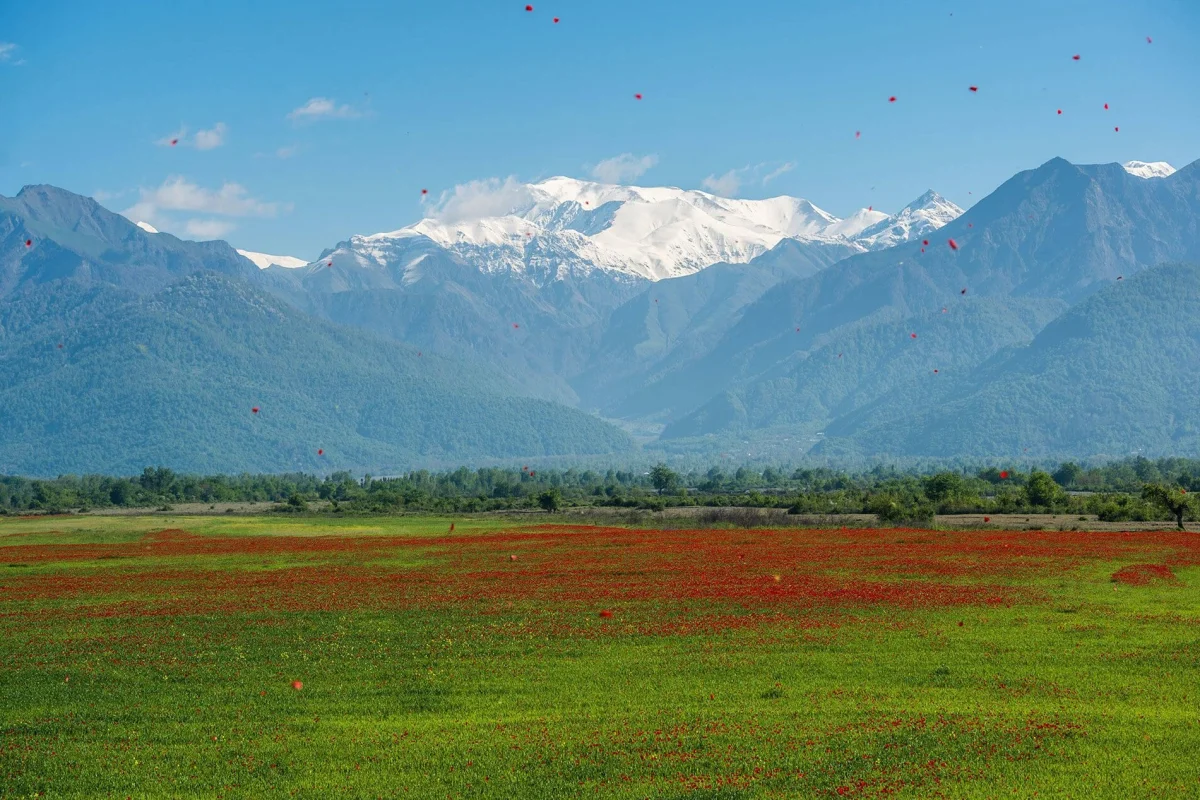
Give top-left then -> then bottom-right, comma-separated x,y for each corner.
0,460 -> 1196,527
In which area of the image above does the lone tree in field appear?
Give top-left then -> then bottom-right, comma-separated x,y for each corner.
650,463 -> 678,496
538,489 -> 562,513
1142,484 -> 1195,530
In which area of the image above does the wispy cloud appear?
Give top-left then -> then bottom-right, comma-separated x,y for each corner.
590,153 -> 659,185
762,161 -> 796,185
287,97 -> 361,122
121,176 -> 289,240
183,218 -> 236,239
430,177 -> 534,224
701,169 -> 745,197
702,161 -> 797,197
193,122 -> 228,150
0,42 -> 18,62
276,145 -> 300,159
92,189 -> 127,205
156,126 -> 187,148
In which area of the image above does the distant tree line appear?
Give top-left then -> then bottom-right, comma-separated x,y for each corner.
1,457 -> 1198,526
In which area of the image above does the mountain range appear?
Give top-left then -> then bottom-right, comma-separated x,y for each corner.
2,157 -> 1198,474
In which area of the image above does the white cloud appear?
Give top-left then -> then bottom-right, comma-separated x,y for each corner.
130,176 -> 285,218
287,97 -> 360,122
193,122 -> 228,150
0,43 -> 17,62
183,218 -> 236,239
430,177 -> 535,224
590,153 -> 658,184
762,161 -> 796,185
276,145 -> 300,159
702,169 -> 744,197
121,177 -> 288,239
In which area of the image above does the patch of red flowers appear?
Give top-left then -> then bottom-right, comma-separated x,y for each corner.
1111,563 -> 1176,586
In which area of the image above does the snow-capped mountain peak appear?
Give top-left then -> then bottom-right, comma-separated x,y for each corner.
332,176 -> 960,285
237,249 -> 309,269
1123,160 -> 1176,179
852,190 -> 964,250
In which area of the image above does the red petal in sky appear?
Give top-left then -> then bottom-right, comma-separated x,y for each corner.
326,262 -> 332,267
25,239 -> 32,247
947,239 -> 958,250
421,188 -> 428,195
512,323 -> 520,328
170,139 -> 178,146
251,406 -> 260,414
855,131 -> 861,139
961,288 -> 967,294
1072,54 -> 1081,60
922,239 -> 929,246
910,332 -> 918,339
1147,36 -> 1153,43
525,4 -> 532,10
1000,470 -> 1009,479
868,206 -> 872,211
317,449 -> 324,456
933,369 -> 939,373
1114,126 -> 1119,132
888,96 -> 897,103
634,93 -> 643,100
1057,109 -> 1062,115
1104,103 -> 1109,110
969,86 -> 978,92
553,16 -> 559,23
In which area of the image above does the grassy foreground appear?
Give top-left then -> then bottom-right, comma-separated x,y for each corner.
1,514 -> 1198,798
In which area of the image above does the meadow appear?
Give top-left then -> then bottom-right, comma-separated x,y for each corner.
1,514 -> 1197,798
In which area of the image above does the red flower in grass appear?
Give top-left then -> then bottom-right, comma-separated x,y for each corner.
292,680 -> 303,690
599,609 -> 614,618
999,471 -> 1009,479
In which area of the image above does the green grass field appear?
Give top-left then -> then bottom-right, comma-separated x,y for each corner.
2,514 -> 1198,798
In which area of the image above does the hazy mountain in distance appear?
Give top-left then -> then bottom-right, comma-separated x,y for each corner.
0,273 -> 632,475
626,157 -> 1200,428
813,262 -> 1200,458
0,185 -> 258,299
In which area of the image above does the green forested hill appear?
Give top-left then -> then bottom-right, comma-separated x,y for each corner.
814,263 -> 1200,458
0,273 -> 631,475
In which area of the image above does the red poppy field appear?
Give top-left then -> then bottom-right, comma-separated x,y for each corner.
1,515 -> 1198,798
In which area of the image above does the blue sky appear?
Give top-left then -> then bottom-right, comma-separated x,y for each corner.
3,0 -> 1197,257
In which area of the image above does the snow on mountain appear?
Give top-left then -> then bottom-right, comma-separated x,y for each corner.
334,177 -> 959,284
236,249 -> 309,269
851,191 -> 964,250
825,207 -> 890,239
136,221 -> 159,234
1123,160 -> 1176,179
